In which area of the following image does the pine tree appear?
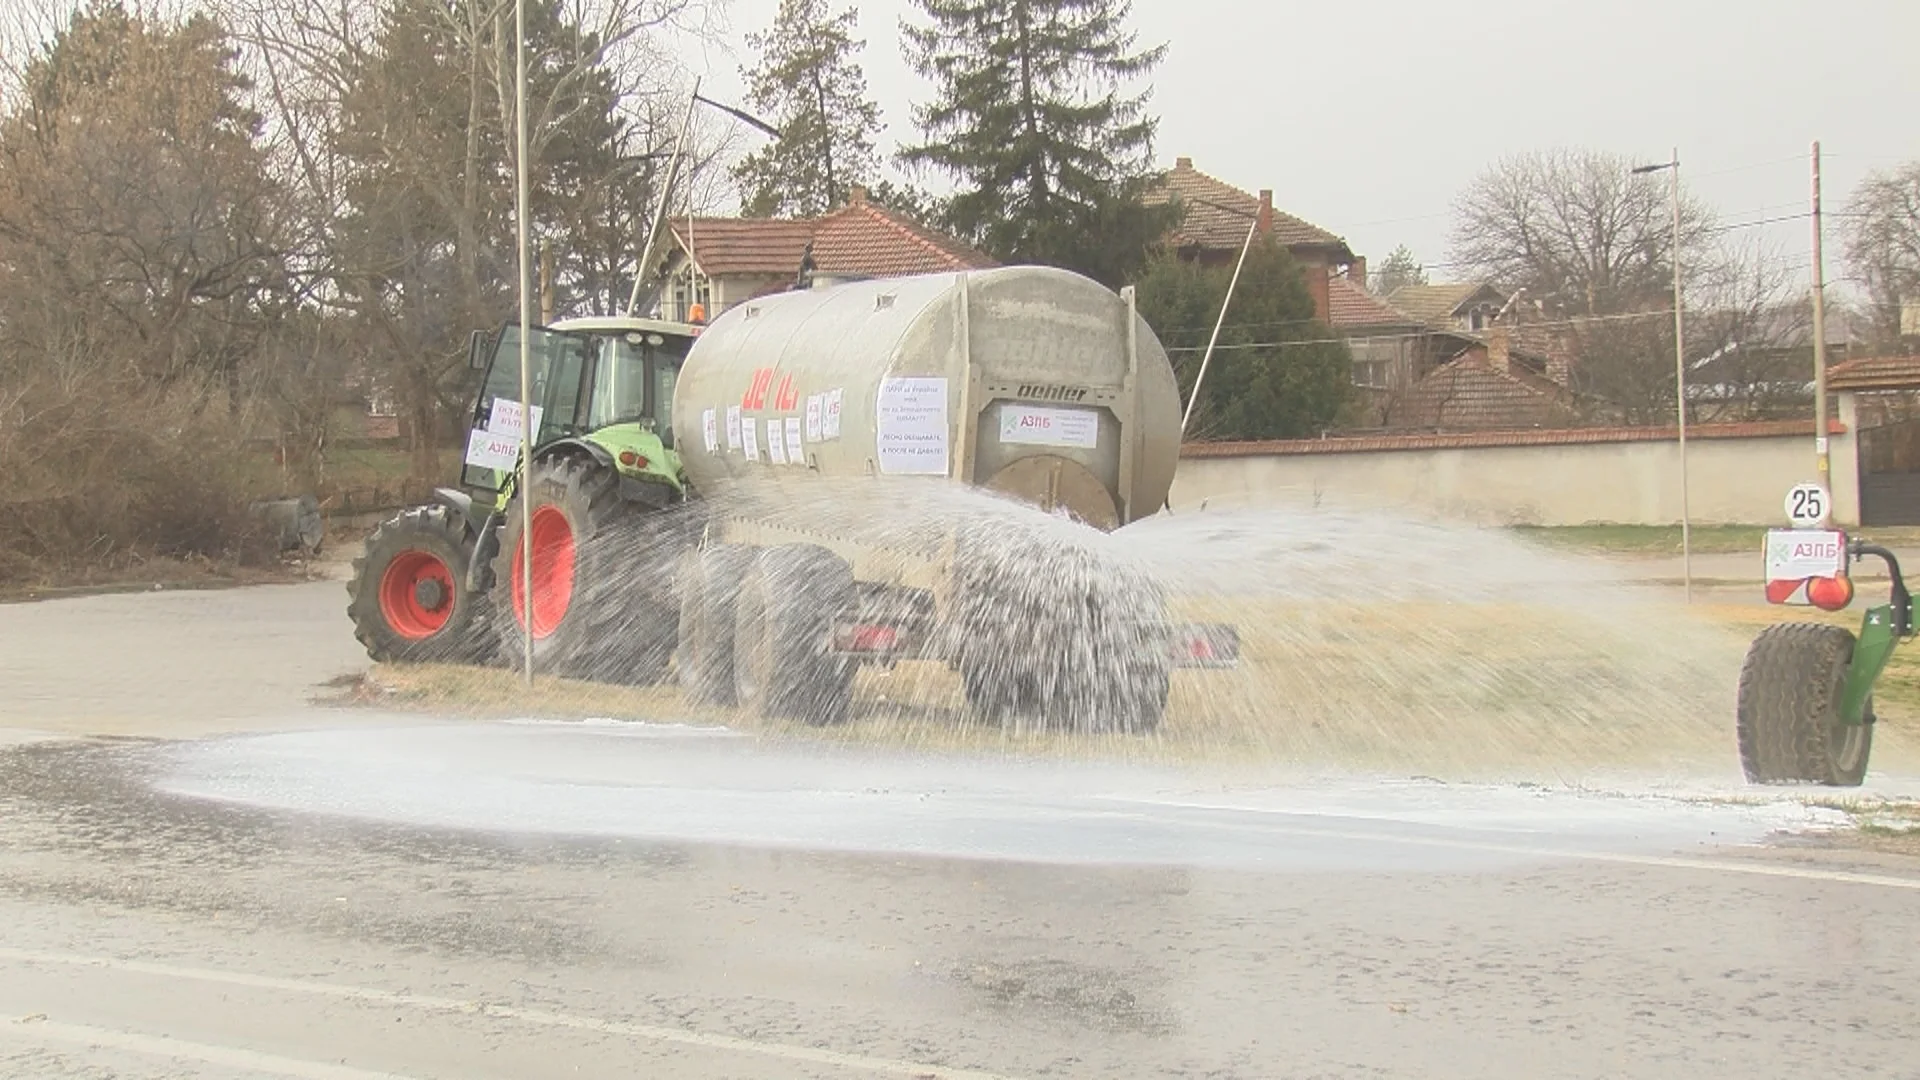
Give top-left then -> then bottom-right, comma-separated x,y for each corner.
1371,244 -> 1428,296
899,0 -> 1173,286
732,0 -> 882,217
1134,238 -> 1353,440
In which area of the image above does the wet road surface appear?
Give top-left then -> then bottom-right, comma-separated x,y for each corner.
3,582 -> 1919,1078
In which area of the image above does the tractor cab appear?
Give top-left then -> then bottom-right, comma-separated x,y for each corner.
461,316 -> 701,503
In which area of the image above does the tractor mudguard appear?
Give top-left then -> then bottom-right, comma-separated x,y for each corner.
466,509 -> 503,594
429,487 -> 475,531
1840,604 -> 1898,726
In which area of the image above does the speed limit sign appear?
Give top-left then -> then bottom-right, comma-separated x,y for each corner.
1784,482 -> 1830,527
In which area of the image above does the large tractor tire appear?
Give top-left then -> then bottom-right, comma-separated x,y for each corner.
676,544 -> 753,706
488,456 -> 678,684
732,545 -> 855,726
347,505 -> 493,664
1736,622 -> 1874,787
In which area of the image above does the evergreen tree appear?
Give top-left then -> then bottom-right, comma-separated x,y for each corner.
898,0 -> 1174,286
1371,244 -> 1427,296
1133,238 -> 1352,440
732,0 -> 882,217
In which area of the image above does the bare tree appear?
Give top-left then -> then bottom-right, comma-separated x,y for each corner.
1842,161 -> 1920,347
1450,148 -> 1715,317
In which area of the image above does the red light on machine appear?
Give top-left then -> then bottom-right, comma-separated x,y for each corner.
1807,574 -> 1854,611
617,450 -> 649,469
834,624 -> 898,653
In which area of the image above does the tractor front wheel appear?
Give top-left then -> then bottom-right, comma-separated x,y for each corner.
347,505 -> 493,664
1736,622 -> 1874,787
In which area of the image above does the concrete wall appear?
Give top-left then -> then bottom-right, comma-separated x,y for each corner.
1171,425 -> 1857,526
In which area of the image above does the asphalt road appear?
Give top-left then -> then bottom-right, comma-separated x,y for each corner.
2,581 -> 1918,1079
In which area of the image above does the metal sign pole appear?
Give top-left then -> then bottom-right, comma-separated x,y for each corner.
514,0 -> 534,685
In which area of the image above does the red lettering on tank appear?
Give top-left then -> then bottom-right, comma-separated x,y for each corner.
775,374 -> 799,410
742,368 -> 773,409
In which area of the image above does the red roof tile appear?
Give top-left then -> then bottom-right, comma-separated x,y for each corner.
1826,354 -> 1920,392
1327,277 -> 1418,329
1391,352 -> 1573,430
672,198 -> 996,281
1181,418 -> 1848,457
1146,158 -> 1351,257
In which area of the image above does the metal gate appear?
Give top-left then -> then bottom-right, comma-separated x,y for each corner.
1858,416 -> 1920,525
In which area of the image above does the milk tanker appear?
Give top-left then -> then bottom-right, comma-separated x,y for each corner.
345,265 -> 1236,731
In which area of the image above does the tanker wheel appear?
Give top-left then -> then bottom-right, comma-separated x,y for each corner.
488,456 -> 676,684
347,505 -> 493,664
732,545 -> 855,726
676,544 -> 752,707
1736,622 -> 1873,787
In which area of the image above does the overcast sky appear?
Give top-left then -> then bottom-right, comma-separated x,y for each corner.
672,0 -> 1920,292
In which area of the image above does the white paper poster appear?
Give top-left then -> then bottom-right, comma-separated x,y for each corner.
463,427 -> 520,472
486,399 -> 544,440
725,405 -> 742,452
785,417 -> 804,465
805,395 -> 823,441
701,408 -> 718,453
875,377 -> 949,476
999,403 -> 1100,449
766,418 -> 787,466
822,388 -> 843,440
742,416 -> 759,461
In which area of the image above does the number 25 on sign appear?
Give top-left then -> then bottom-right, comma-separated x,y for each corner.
1784,483 -> 1829,527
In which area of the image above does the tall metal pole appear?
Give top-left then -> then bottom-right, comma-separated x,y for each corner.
1811,140 -> 1831,490
1180,215 -> 1259,436
1670,148 -> 1691,604
514,0 -> 534,685
624,79 -> 701,318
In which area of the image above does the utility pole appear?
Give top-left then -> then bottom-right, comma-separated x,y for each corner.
1811,140 -> 1831,489
514,0 -> 534,686
1634,150 -> 1690,602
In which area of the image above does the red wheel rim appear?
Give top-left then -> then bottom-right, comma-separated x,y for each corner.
377,549 -> 457,640
511,504 -> 576,639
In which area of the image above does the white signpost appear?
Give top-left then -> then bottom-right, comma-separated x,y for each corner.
1783,482 -> 1830,528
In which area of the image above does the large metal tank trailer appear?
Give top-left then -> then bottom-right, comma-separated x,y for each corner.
346,266 -> 1239,732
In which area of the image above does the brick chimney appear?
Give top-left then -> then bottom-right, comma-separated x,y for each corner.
848,185 -> 867,206
1349,255 -> 1367,289
1175,156 -> 1193,169
1306,267 -> 1330,323
1256,189 -> 1273,235
1487,326 -> 1511,375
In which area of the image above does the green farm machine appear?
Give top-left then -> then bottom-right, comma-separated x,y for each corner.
1738,509 -> 1913,787
345,267 -> 1239,732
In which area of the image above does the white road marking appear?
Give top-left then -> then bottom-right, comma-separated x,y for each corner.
2,1017 -> 426,1079
1123,797 -> 1920,890
0,947 -> 1020,1080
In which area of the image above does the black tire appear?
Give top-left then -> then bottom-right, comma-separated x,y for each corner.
346,505 -> 493,664
732,545 -> 855,726
488,456 -> 678,684
677,544 -> 752,706
947,524 -> 1171,734
1736,622 -> 1874,787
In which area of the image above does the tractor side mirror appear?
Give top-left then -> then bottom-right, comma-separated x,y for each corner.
468,329 -> 491,370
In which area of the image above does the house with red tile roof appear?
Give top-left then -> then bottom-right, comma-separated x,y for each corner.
653,187 -> 997,322
1145,157 -> 1356,323
1324,275 -> 1575,430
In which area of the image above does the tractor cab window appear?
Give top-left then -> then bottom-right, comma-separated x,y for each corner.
583,331 -> 692,448
462,324 -> 590,492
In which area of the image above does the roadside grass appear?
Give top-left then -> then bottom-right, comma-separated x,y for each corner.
1511,524 -> 1920,557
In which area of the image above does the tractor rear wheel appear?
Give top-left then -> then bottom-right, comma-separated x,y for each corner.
347,505 -> 492,664
676,544 -> 752,706
1736,622 -> 1874,787
732,545 -> 855,726
488,456 -> 677,684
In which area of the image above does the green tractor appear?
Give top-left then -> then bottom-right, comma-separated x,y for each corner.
346,316 -> 701,681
